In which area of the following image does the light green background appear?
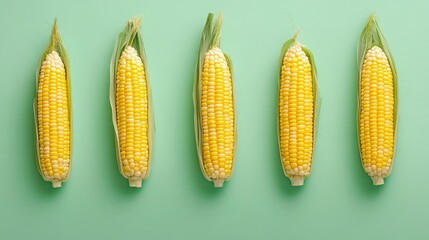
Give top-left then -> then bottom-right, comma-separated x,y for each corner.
0,0 -> 428,239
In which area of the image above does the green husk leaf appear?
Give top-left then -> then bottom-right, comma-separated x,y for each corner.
109,16 -> 155,187
276,33 -> 320,185
193,13 -> 236,186
357,15 -> 398,184
211,13 -> 222,49
223,53 -> 237,181
193,13 -> 213,181
33,19 -> 73,188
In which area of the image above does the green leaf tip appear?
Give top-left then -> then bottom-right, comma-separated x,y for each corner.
359,14 -> 385,57
123,16 -> 142,47
362,14 -> 379,44
39,18 -> 69,71
128,16 -> 141,34
46,18 -> 60,54
292,28 -> 301,43
200,12 -> 223,51
211,13 -> 223,48
194,12 -> 226,94
51,18 -> 58,39
280,29 -> 301,56
358,14 -> 396,74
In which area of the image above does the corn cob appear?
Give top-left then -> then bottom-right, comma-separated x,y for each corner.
278,33 -> 318,186
358,15 -> 397,186
194,13 -> 236,188
110,17 -> 154,188
34,19 -> 72,188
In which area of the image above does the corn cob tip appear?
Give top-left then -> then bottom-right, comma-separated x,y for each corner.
52,180 -> 62,188
371,177 -> 384,186
213,179 -> 224,188
129,179 -> 142,188
289,176 -> 305,186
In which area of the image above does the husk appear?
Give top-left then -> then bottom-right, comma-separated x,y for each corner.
193,13 -> 236,187
276,32 -> 320,186
357,14 -> 398,185
33,19 -> 73,188
109,17 -> 155,188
